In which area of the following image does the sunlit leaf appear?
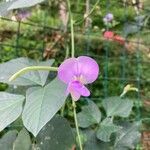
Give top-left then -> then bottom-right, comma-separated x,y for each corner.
0,0 -> 45,16
22,78 -> 67,136
0,57 -> 54,86
0,1 -> 13,16
8,0 -> 45,10
0,92 -> 24,132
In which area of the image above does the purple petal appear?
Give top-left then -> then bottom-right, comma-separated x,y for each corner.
58,56 -> 99,85
77,56 -> 99,84
58,58 -> 78,84
71,90 -> 81,101
67,81 -> 90,101
105,13 -> 113,21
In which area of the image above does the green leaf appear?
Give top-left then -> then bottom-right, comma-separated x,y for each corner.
13,128 -> 32,150
0,57 -> 54,86
0,130 -> 18,150
102,96 -> 133,117
8,0 -> 45,10
22,78 -> 67,137
96,118 -> 121,142
83,130 -> 110,150
0,1 -> 13,16
36,115 -> 75,150
0,0 -> 45,16
123,23 -> 141,36
77,100 -> 101,128
115,122 -> 141,150
0,92 -> 24,132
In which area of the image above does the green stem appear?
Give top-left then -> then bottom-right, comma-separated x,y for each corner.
60,103 -> 65,117
72,100 -> 83,150
67,0 -> 75,57
75,0 -> 100,25
9,66 -> 58,82
67,0 -> 83,149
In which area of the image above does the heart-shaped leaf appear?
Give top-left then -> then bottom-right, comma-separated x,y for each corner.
102,97 -> 133,117
22,78 -> 67,136
96,118 -> 122,142
77,100 -> 101,128
36,115 -> 75,150
0,57 -> 54,86
0,92 -> 24,132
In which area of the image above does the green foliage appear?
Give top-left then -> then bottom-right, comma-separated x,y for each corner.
83,130 -> 109,150
13,128 -> 31,150
76,97 -> 140,148
0,0 -> 45,16
0,0 -> 148,148
9,0 -> 44,10
77,100 -> 101,128
115,122 -> 141,150
96,118 -> 122,142
22,78 -> 67,136
0,57 -> 54,86
36,115 -> 75,150
102,97 -> 133,117
0,92 -> 24,132
0,129 -> 31,150
0,130 -> 18,150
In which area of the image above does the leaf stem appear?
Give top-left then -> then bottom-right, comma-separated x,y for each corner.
9,66 -> 58,82
72,100 -> 83,150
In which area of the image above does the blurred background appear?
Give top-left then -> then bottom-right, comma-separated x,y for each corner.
0,0 -> 150,149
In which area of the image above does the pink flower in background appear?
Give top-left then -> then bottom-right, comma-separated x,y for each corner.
58,56 -> 99,101
103,13 -> 114,23
103,31 -> 114,39
103,31 -> 125,45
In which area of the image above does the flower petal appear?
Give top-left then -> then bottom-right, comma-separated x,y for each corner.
71,90 -> 81,101
67,81 -> 90,101
77,56 -> 99,84
58,58 -> 78,84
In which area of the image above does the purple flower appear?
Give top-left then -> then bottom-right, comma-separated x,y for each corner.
58,56 -> 99,101
103,13 -> 114,23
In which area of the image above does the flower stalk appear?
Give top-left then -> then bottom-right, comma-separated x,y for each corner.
67,0 -> 83,149
9,66 -> 58,82
72,100 -> 83,150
